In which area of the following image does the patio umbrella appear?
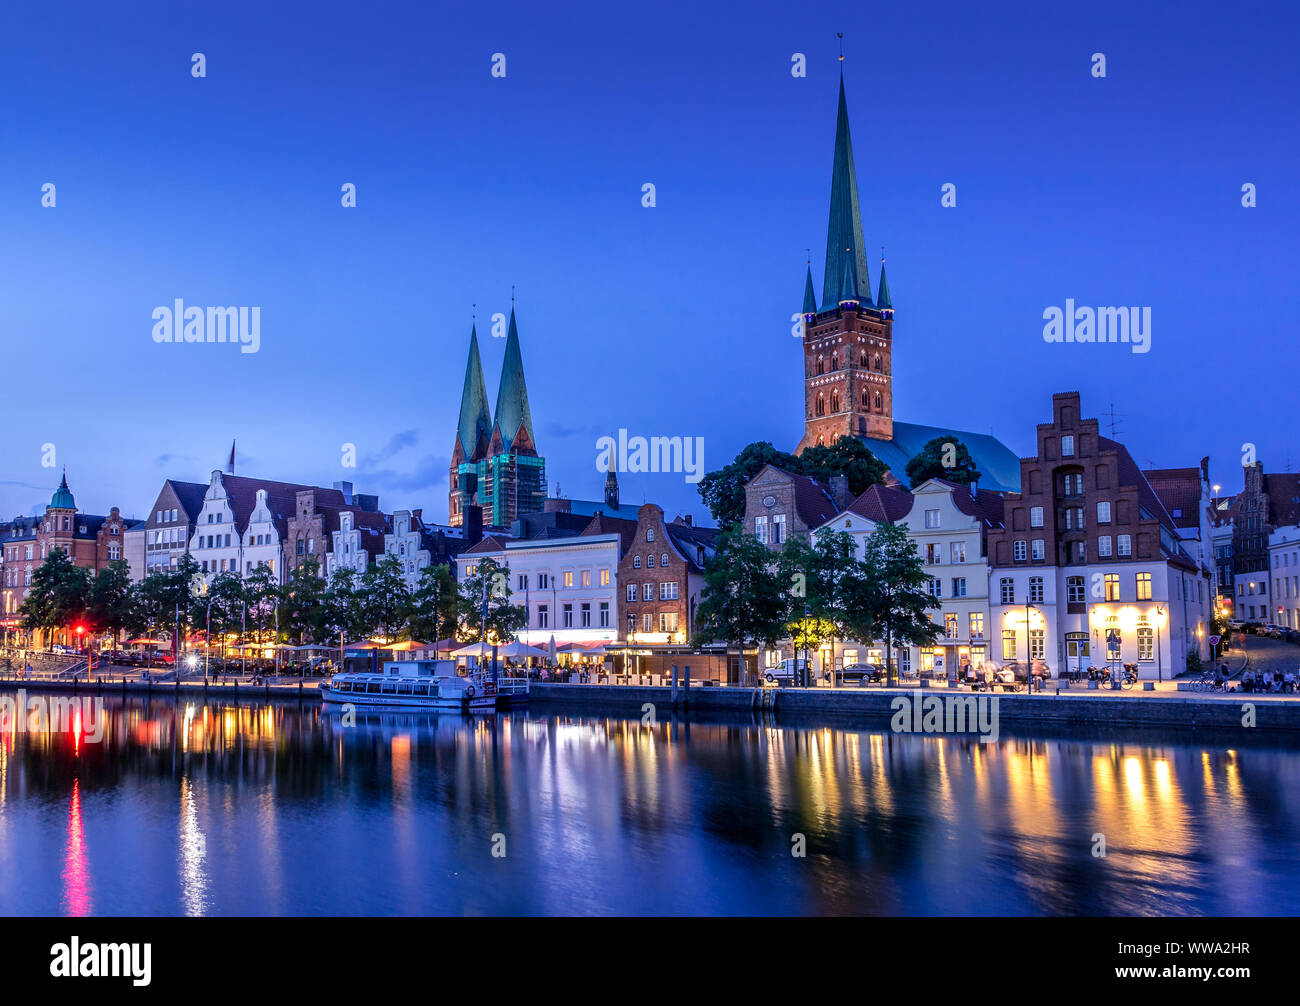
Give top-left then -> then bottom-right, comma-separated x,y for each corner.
383,640 -> 431,652
549,635 -> 558,664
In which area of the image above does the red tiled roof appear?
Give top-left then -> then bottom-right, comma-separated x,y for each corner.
1265,473 -> 1300,527
846,484 -> 913,523
463,534 -> 511,556
788,471 -> 838,527
220,475 -> 349,537
1142,467 -> 1203,529
942,481 -> 1007,528
1099,437 -> 1180,535
581,514 -> 639,557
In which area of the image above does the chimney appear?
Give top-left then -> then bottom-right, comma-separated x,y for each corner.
829,474 -> 850,511
411,508 -> 423,525
464,504 -> 483,548
970,477 -> 979,500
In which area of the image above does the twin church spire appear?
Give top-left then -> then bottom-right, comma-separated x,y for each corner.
453,306 -> 536,464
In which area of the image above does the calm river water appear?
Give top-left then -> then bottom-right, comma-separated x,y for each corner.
1,692 -> 1298,915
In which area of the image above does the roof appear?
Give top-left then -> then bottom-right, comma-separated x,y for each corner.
492,308 -> 535,454
559,498 -> 644,521
783,469 -> 839,528
463,534 -> 511,556
846,483 -> 913,523
581,513 -> 639,557
858,420 -> 1022,494
1099,437 -> 1181,536
665,521 -> 718,573
1265,473 -> 1300,527
802,266 -> 817,314
943,481 -> 1007,528
820,75 -> 873,310
455,325 -> 493,461
217,474 -> 349,538
165,479 -> 209,520
50,472 -> 75,510
1142,467 -> 1203,529
876,260 -> 892,311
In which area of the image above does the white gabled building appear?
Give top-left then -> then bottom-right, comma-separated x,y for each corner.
810,479 -> 1004,678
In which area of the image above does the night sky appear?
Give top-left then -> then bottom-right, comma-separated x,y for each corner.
1,0 -> 1295,524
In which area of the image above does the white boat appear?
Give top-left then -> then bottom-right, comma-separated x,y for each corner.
320,659 -> 515,711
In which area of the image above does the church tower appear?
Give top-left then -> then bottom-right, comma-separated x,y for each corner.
797,74 -> 895,454
448,324 -> 493,527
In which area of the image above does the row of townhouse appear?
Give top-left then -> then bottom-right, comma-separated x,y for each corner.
744,392 -> 1216,681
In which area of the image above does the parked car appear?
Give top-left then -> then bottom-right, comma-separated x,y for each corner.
764,658 -> 810,685
840,663 -> 885,685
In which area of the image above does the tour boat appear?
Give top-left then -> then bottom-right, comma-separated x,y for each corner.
320,659 -> 526,711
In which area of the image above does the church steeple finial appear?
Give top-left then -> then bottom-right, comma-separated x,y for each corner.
604,432 -> 620,510
802,250 -> 818,315
819,64 -> 872,310
877,247 -> 892,312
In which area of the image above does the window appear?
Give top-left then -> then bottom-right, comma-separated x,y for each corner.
646,554 -> 656,568
1002,630 -> 1017,660
927,578 -> 942,597
581,570 -> 591,587
1000,578 -> 1015,604
642,613 -> 653,632
1013,540 -> 1027,561
1105,573 -> 1120,601
563,571 -> 574,588
1031,539 -> 1044,561
969,613 -> 984,639
1137,626 -> 1154,661
538,604 -> 549,628
1098,535 -> 1112,557
1067,576 -> 1085,603
1029,576 -> 1044,603
952,577 -> 967,597
951,542 -> 966,563
518,574 -> 528,590
642,583 -> 653,601
581,603 -> 591,627
925,510 -> 940,529
1136,572 -> 1152,600
599,602 -> 610,627
646,528 -> 655,542
563,603 -> 574,628
945,613 -> 959,638
926,543 -> 943,564
599,569 -> 610,586
755,516 -> 768,544
660,581 -> 679,600
772,515 -> 786,545
1029,629 -> 1045,660
661,552 -> 669,566
1062,435 -> 1075,456
633,556 -> 641,568
659,612 -> 679,633
1063,473 -> 1083,496
1117,534 -> 1132,557
1029,506 -> 1043,528
626,584 -> 636,602
1097,501 -> 1111,524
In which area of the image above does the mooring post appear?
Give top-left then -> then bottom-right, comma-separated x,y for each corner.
671,665 -> 679,707
683,665 -> 691,707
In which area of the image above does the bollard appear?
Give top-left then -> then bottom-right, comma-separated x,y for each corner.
683,665 -> 691,707
671,665 -> 679,707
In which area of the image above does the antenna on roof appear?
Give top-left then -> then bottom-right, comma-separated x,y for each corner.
1105,402 -> 1125,439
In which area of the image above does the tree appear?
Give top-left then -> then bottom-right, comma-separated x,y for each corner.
282,558 -> 329,645
409,563 -> 461,642
19,548 -> 91,643
861,522 -> 941,685
243,564 -> 280,644
323,567 -> 369,643
692,525 -> 789,684
904,436 -> 980,488
361,555 -> 412,641
457,557 -> 526,645
697,437 -> 885,528
799,436 -> 888,497
697,441 -> 803,529
86,560 -> 134,639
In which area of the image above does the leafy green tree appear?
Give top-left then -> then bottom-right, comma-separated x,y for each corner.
282,558 -> 329,644
800,528 -> 868,686
458,557 -> 525,645
323,567 -> 370,643
361,555 -> 412,641
861,522 -> 941,685
692,525 -> 789,684
243,564 -> 280,644
87,559 -> 134,639
904,436 -> 980,488
19,548 -> 91,643
409,563 -> 461,642
800,436 -> 888,497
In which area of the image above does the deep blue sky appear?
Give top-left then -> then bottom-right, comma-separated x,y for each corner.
1,0 -> 1296,524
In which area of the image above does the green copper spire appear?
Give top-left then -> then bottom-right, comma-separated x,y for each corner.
49,469 -> 76,510
802,264 -> 818,314
820,75 -> 872,310
455,324 -> 493,460
492,308 -> 535,454
876,258 -> 892,311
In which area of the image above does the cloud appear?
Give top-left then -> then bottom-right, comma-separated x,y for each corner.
359,430 -> 420,469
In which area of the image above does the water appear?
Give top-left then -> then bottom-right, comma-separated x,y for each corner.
1,691 -> 1298,916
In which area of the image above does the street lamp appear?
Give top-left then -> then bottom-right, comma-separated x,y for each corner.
1023,600 -> 1038,692
1156,606 -> 1165,683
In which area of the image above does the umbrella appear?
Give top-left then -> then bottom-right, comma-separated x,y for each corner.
381,640 -> 430,652
549,635 -> 558,664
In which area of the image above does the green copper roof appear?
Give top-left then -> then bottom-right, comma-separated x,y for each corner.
820,76 -> 873,311
50,471 -> 75,510
455,324 -> 493,460
802,266 -> 818,314
492,308 -> 535,453
876,260 -> 892,310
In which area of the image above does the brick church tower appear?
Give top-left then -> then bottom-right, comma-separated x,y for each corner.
796,75 -> 894,454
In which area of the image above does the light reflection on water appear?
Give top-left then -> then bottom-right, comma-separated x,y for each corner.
0,693 -> 1298,916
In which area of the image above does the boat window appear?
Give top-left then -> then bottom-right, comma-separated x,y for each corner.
381,681 -> 397,693
337,681 -> 351,692
413,684 -> 429,696
366,682 -> 382,694
398,681 -> 413,694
